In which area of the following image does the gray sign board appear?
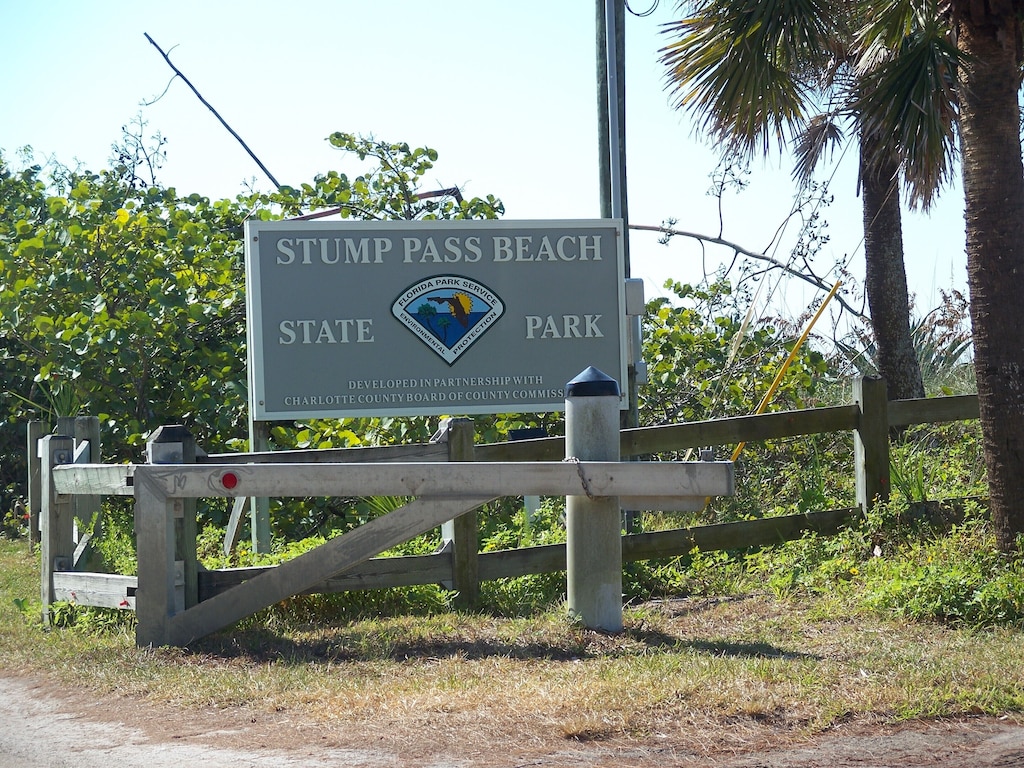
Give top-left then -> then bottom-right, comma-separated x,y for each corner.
245,219 -> 626,420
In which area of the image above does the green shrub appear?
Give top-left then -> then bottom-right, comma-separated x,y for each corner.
739,499 -> 1024,628
859,511 -> 1024,627
479,501 -> 567,616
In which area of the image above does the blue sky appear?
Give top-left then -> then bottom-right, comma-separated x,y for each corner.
1,1 -> 966,335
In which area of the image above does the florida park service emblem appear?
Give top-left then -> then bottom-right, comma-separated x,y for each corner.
392,276 -> 505,365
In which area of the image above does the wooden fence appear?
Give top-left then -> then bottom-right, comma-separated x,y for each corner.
32,376 -> 980,645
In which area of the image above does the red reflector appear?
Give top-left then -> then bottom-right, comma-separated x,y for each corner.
222,472 -> 239,490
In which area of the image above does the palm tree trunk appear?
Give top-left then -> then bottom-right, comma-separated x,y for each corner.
859,133 -> 926,402
956,6 -> 1024,552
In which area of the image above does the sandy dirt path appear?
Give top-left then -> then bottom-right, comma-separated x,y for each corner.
2,675 -> 1024,767
0,677 -> 398,768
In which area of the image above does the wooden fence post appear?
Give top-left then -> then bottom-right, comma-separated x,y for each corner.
26,421 -> 48,550
146,425 -> 199,609
56,416 -> 102,568
439,418 -> 479,609
509,427 -> 547,528
134,465 -> 177,647
854,376 -> 890,514
39,434 -> 74,625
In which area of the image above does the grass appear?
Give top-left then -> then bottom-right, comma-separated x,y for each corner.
3,504 -> 1024,753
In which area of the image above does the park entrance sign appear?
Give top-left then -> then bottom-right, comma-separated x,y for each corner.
244,219 -> 627,420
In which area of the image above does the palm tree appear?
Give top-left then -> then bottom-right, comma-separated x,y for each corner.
959,6 -> 1024,552
856,0 -> 1024,551
660,0 -> 929,401
664,0 -> 1024,550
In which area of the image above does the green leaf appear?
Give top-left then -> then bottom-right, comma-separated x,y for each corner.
32,315 -> 54,333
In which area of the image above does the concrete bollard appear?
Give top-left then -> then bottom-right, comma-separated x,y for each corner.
565,366 -> 623,632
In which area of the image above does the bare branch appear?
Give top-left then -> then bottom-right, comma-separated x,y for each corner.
143,33 -> 283,190
629,223 -> 866,319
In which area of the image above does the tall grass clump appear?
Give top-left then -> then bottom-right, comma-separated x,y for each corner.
858,505 -> 1024,626
888,422 -> 987,503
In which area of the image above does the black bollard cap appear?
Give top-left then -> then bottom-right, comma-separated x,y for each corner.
147,424 -> 193,443
565,366 -> 621,398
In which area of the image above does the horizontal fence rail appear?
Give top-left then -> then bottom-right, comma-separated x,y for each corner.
202,441 -> 451,465
886,394 -> 979,427
56,461 -> 735,501
45,506 -> 865,611
195,506 -> 861,600
475,396 -> 981,461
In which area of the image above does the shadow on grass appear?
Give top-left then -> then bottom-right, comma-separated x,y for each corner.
193,630 -> 588,663
189,623 -> 818,665
682,638 -> 821,661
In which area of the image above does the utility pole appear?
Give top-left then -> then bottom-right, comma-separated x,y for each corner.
597,0 -> 639,432
596,0 -> 628,232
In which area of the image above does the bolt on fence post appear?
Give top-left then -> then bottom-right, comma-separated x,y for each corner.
565,366 -> 623,632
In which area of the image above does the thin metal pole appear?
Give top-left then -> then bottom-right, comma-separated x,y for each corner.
604,0 -> 627,232
596,0 -> 612,218
602,0 -> 640,443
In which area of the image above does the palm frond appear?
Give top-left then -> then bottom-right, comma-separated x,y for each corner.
792,114 -> 847,184
660,0 -> 839,155
856,0 -> 924,53
854,3 -> 960,207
